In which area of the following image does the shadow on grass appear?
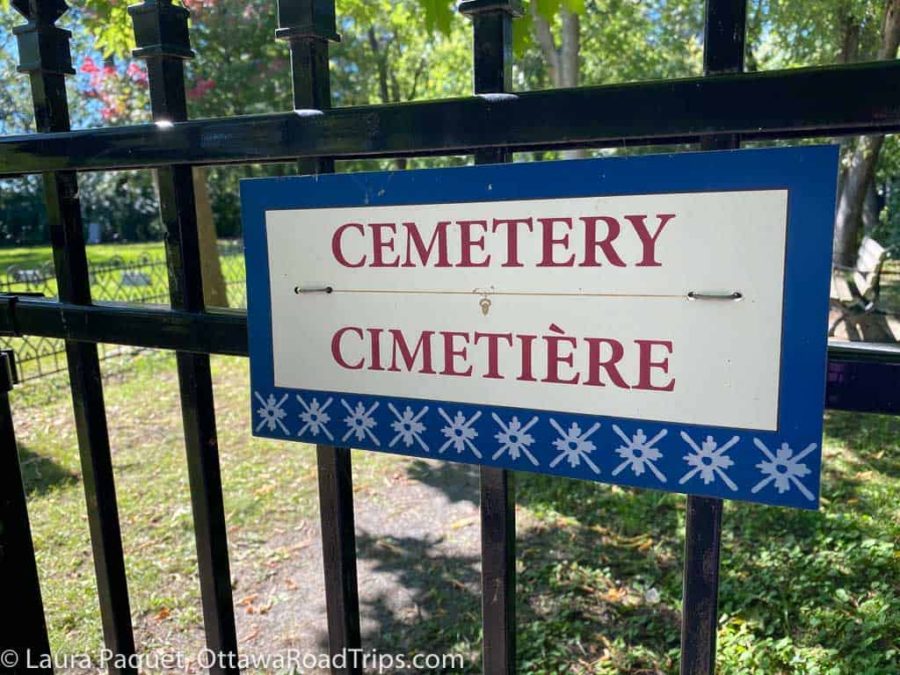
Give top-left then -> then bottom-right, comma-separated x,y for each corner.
337,466 -> 686,672
823,409 -> 899,479
18,444 -> 78,496
302,410 -> 896,672
341,417 -> 897,672
356,531 -> 482,657
405,459 -> 480,506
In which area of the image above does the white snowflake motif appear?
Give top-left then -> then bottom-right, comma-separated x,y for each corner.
751,439 -> 816,501
611,425 -> 668,483
341,399 -> 380,446
254,392 -> 290,435
679,432 -> 739,491
549,419 -> 601,474
388,403 -> 429,452
437,408 -> 482,458
297,395 -> 334,441
492,414 -> 540,466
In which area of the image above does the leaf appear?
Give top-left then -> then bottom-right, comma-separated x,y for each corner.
535,0 -> 562,22
513,9 -> 535,57
417,0 -> 455,36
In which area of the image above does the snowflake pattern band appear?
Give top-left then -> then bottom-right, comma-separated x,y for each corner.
253,390 -> 821,509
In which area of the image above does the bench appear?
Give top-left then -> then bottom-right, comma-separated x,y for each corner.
829,236 -> 892,336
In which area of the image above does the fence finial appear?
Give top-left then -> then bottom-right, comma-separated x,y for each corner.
12,0 -> 74,76
275,0 -> 340,43
11,0 -> 67,22
128,0 -> 195,60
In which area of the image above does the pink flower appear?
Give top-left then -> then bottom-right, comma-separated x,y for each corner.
126,62 -> 148,84
80,56 -> 99,74
187,78 -> 216,99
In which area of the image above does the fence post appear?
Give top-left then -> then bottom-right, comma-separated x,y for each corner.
0,351 -> 52,674
128,3 -> 239,671
275,3 -> 362,672
11,2 -> 137,670
680,2 -> 747,674
459,2 -> 522,673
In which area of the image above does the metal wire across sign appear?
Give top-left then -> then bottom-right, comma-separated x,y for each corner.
242,146 -> 837,509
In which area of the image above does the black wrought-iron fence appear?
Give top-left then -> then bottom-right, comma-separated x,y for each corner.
0,1 -> 898,675
0,243 -> 246,381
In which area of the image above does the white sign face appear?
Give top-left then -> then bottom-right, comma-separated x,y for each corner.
265,189 -> 788,431
243,148 -> 837,509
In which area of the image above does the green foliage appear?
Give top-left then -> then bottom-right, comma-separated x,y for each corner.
512,412 -> 899,673
78,0 -> 138,57
513,0 -> 703,85
753,0 -> 886,68
334,0 -> 470,106
415,0 -> 455,35
0,177 -> 46,245
534,0 -> 586,21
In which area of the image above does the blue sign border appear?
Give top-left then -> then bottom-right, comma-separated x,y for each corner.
241,146 -> 838,510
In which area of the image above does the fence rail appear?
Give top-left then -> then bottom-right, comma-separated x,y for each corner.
0,243 -> 245,381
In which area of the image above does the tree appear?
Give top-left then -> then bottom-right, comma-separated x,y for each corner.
752,0 -> 900,266
335,0 -> 470,169
0,10 -> 161,247
8,0 -> 899,275
46,1 -> 476,303
832,0 -> 900,265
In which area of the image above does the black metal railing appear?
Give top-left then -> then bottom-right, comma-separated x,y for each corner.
1,1 -> 898,675
0,243 -> 246,381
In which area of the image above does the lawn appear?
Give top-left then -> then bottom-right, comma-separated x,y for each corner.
0,242 -> 246,380
881,259 -> 900,314
12,352 -> 899,674
0,242 -> 166,270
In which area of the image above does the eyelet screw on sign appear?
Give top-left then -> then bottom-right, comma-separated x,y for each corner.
687,291 -> 743,301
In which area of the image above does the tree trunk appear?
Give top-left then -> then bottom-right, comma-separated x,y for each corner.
368,28 -> 391,105
833,0 -> 900,265
192,167 -> 229,307
532,4 -> 562,87
531,6 -> 585,159
368,28 -> 406,171
863,181 -> 880,232
559,9 -> 586,160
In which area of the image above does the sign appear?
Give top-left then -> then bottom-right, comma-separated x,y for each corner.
241,146 -> 837,509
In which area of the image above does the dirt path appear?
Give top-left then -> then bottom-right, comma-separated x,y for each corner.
137,459 -> 484,673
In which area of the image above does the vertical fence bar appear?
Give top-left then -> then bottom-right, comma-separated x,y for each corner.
680,2 -> 746,674
128,3 -> 238,671
276,4 -> 361,672
459,3 -> 522,673
680,496 -> 724,674
0,351 -> 53,674
11,3 -> 137,670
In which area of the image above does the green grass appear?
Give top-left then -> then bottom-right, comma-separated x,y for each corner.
0,242 -> 166,270
13,354 -> 899,673
511,412 -> 899,673
0,242 -> 245,380
881,259 -> 899,313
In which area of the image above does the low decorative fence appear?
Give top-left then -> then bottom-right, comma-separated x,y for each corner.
0,242 -> 246,381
